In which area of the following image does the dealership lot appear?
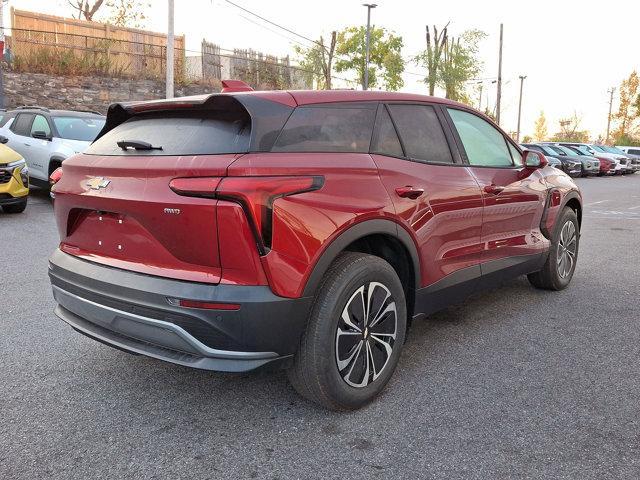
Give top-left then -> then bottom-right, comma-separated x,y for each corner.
1,175 -> 640,479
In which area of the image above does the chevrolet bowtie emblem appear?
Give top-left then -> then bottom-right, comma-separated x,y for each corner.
86,177 -> 111,190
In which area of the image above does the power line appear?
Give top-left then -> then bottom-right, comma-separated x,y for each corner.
222,0 -> 322,50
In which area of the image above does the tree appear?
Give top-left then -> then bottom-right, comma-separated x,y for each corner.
415,26 -> 485,101
68,0 -> 105,21
294,32 -> 337,90
551,113 -> 589,142
105,0 -> 151,29
67,0 -> 149,28
533,111 -> 548,141
414,24 -> 449,96
521,135 -> 533,143
335,26 -> 404,91
440,30 -> 486,102
611,71 -> 640,144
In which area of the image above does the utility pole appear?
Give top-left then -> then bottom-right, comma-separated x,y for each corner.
496,23 -> 503,125
606,87 -> 615,144
166,0 -> 175,99
477,81 -> 483,111
516,75 -> 526,142
362,3 -> 377,90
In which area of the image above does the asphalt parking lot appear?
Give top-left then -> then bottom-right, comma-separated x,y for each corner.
1,174 -> 640,479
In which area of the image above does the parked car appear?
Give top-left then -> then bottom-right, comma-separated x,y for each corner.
552,144 -> 612,176
521,143 -> 581,177
601,145 -> 639,173
48,85 -> 583,410
616,145 -> 640,156
0,107 -> 105,188
0,139 -> 29,213
558,144 -> 616,175
560,143 -> 626,175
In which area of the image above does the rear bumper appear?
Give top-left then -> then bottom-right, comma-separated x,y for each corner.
49,249 -> 312,372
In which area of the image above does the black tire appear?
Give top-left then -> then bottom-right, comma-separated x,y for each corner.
2,198 -> 27,213
528,207 -> 579,290
288,252 -> 407,411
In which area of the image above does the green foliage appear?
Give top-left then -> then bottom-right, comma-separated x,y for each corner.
335,26 -> 404,91
294,33 -> 336,90
105,0 -> 151,29
441,30 -> 486,102
415,27 -> 486,100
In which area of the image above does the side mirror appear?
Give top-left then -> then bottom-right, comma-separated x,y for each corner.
523,150 -> 548,168
32,131 -> 51,141
0,135 -> 8,144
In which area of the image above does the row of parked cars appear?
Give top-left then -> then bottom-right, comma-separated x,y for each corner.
521,141 -> 640,177
0,106 -> 105,213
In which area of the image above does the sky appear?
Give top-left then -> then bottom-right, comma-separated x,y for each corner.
5,0 -> 640,139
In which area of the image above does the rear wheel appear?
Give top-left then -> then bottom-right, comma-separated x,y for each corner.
528,207 -> 579,290
2,198 -> 27,213
288,252 -> 407,410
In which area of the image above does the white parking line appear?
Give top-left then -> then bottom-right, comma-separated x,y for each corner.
584,200 -> 610,206
628,205 -> 640,210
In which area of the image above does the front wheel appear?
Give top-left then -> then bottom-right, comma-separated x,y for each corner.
288,252 -> 407,410
528,207 -> 579,290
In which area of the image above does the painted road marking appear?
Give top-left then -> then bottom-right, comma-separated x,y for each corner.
584,200 -> 610,206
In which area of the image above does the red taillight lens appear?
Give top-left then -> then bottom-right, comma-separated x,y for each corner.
178,299 -> 240,310
217,176 -> 323,248
49,167 -> 63,185
169,175 -> 324,253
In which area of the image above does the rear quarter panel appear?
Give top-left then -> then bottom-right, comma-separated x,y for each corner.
228,153 -> 397,298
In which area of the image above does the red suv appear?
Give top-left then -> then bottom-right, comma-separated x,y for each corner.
49,86 -> 582,410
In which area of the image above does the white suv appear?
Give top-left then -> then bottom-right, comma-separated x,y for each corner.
0,107 -> 105,188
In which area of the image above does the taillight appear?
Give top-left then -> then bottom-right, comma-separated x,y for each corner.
169,175 -> 324,253
50,167 -> 63,186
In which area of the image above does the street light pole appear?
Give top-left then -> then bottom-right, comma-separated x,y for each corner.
166,0 -> 175,99
516,75 -> 527,142
362,3 -> 377,90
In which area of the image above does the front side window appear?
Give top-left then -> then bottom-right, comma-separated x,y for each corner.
272,105 -> 376,153
387,104 -> 453,163
507,141 -> 522,165
11,113 -> 35,137
31,114 -> 52,137
53,116 -> 106,142
448,108 -> 513,167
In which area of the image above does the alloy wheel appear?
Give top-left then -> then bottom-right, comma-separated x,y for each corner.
557,220 -> 577,279
335,282 -> 397,388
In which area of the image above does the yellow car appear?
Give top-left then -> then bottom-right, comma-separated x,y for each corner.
0,142 -> 29,213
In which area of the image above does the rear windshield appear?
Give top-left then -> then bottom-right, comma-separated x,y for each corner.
53,116 -> 106,142
272,105 -> 376,153
86,111 -> 251,156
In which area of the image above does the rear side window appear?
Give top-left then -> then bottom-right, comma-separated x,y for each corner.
11,113 -> 35,136
387,104 -> 453,163
371,106 -> 403,157
448,108 -> 513,167
86,111 -> 251,156
272,105 -> 376,153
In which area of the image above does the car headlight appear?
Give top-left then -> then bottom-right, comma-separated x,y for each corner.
19,164 -> 29,187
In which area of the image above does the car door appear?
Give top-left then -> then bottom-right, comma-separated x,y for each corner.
370,103 -> 485,314
27,114 -> 54,181
444,107 -> 549,287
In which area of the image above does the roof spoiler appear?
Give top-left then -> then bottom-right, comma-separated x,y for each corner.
221,79 -> 254,93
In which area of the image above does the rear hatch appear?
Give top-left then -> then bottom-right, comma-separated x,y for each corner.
52,96 -> 254,284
